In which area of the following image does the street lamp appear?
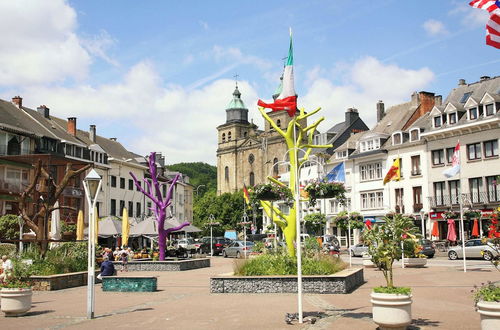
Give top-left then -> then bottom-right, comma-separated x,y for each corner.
420,210 -> 426,240
208,214 -> 219,257
83,169 -> 102,320
239,213 -> 252,259
195,185 -> 206,197
17,215 -> 24,254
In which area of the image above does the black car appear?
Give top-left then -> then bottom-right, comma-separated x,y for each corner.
419,239 -> 435,258
200,237 -> 232,255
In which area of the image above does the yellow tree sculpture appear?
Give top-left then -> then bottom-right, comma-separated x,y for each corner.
259,106 -> 332,257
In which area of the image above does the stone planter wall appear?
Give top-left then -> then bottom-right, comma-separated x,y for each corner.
112,258 -> 210,271
30,271 -> 99,291
211,267 -> 363,294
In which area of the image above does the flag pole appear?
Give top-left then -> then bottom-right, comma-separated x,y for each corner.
459,163 -> 467,273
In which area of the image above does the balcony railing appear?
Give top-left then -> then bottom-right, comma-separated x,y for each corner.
428,191 -> 500,208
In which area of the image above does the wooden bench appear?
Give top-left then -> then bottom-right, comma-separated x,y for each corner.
101,276 -> 157,292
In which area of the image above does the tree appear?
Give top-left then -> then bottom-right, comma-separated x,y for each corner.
0,214 -> 27,240
166,162 -> 216,199
18,160 -> 91,257
130,152 -> 189,260
258,107 -> 330,257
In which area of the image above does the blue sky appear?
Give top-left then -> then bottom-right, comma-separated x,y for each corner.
0,0 -> 498,164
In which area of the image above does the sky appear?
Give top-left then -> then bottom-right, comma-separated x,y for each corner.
0,0 -> 499,165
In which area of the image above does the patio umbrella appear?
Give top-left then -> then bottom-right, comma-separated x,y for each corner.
365,219 -> 372,230
94,207 -> 99,244
446,219 -> 457,242
122,208 -> 130,247
472,219 -> 479,237
76,210 -> 84,240
129,216 -> 158,236
50,201 -> 61,240
431,221 -> 439,238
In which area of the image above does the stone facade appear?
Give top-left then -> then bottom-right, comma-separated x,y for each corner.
210,267 -> 363,294
111,258 -> 210,271
30,271 -> 99,291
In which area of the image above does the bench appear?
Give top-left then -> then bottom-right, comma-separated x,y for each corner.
101,276 -> 157,292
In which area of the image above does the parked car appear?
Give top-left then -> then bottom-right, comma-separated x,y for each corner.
222,240 -> 255,258
200,237 -> 232,255
349,243 -> 369,257
448,239 -> 498,260
176,238 -> 203,254
419,239 -> 435,258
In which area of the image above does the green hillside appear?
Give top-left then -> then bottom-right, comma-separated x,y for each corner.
166,162 -> 216,198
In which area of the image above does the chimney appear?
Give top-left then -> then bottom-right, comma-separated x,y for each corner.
480,76 -> 490,82
434,95 -> 442,106
458,79 -> 466,86
109,138 -> 117,141
37,105 -> 50,118
345,108 -> 359,125
12,96 -> 22,108
67,117 -> 77,136
376,100 -> 385,122
89,125 -> 96,143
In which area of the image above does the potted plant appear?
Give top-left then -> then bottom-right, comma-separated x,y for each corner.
402,238 -> 427,268
61,222 -> 77,240
253,183 -> 294,205
1,258 -> 33,317
303,213 -> 326,236
443,210 -> 459,219
464,209 -> 482,219
304,180 -> 346,206
363,213 -> 419,329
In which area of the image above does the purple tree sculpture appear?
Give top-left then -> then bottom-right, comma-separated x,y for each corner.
130,152 -> 189,260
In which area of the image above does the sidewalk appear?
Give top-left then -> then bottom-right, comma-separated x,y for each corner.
1,257 -> 499,329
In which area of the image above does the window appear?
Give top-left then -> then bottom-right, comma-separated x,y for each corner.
110,176 -> 117,188
119,200 -> 125,213
484,140 -> 498,158
360,191 -> 384,209
110,199 -> 116,216
248,154 -> 255,164
360,139 -> 380,152
227,131 -> 232,141
249,172 -> 255,186
469,107 -> 478,120
449,112 -> 457,124
434,182 -> 446,206
136,202 -> 141,217
329,199 -> 349,214
486,176 -> 500,202
224,166 -> 229,181
360,162 -> 382,181
467,143 -> 481,160
136,181 -> 141,191
411,155 -> 421,176
460,92 -> 472,103
277,119 -> 281,128
393,133 -> 402,145
432,149 -> 445,165
485,104 -> 495,116
410,129 -> 419,142
395,188 -> 404,213
162,185 -> 166,197
128,179 -> 134,190
336,150 -> 347,159
469,177 -> 483,203
434,116 -> 442,127
120,178 -> 125,189
128,201 -> 133,217
273,158 -> 279,176
222,133 -> 226,143
449,180 -> 460,204
147,202 -> 152,216
446,147 -> 455,164
413,186 -> 422,209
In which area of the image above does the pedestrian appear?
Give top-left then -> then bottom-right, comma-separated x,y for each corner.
113,247 -> 120,261
97,256 -> 115,280
0,255 -> 13,282
120,251 -> 129,272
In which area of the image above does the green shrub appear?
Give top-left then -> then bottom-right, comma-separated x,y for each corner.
373,286 -> 411,295
234,253 -> 346,276
0,243 -> 17,257
0,215 -> 23,240
473,281 -> 500,305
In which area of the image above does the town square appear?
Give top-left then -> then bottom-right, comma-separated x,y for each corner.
0,1 -> 499,329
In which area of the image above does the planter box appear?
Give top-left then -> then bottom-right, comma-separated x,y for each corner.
371,292 -> 412,330
102,276 -> 157,292
0,288 -> 32,317
210,267 -> 363,294
477,300 -> 500,330
30,271 -> 99,291
403,257 -> 427,268
112,258 -> 210,271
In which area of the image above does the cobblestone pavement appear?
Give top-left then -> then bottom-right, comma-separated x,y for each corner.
1,256 -> 498,329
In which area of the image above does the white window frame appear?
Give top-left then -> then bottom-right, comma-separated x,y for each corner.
392,132 -> 402,145
409,128 -> 420,142
448,112 -> 457,125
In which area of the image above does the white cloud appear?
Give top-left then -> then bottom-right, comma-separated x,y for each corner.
0,0 -> 91,86
81,30 -> 119,67
212,45 -> 273,71
423,19 -> 448,36
300,56 -> 435,128
199,20 -> 209,31
449,2 -> 490,28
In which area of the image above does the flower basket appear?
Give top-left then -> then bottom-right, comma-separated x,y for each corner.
464,210 -> 482,219
304,181 -> 346,206
253,183 -> 294,204
444,211 -> 459,219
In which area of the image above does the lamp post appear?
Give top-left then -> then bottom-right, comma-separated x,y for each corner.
195,185 -> 206,197
420,210 -> 426,240
83,169 -> 102,320
239,212 -> 251,259
17,215 -> 24,254
208,214 -> 219,257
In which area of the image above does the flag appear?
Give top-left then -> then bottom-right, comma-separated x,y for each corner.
243,184 -> 251,206
257,29 -> 297,117
383,158 -> 401,185
325,162 -> 345,183
443,142 -> 460,178
469,0 -> 500,49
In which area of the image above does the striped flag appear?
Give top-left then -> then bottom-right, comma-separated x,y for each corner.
469,0 -> 500,49
257,28 -> 297,117
383,158 -> 401,185
243,184 -> 251,207
443,142 -> 461,178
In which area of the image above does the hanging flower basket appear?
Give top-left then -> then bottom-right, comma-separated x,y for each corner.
253,183 -> 294,205
444,211 -> 459,219
464,209 -> 481,219
334,211 -> 364,230
304,180 -> 346,206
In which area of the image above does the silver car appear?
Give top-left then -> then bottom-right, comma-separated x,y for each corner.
222,240 -> 254,258
448,239 -> 498,260
348,244 -> 369,257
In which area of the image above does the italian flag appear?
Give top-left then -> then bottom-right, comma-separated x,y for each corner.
257,29 -> 297,117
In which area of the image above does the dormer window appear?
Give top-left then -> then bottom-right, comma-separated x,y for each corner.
336,150 -> 347,159
392,132 -> 402,145
410,128 -> 420,142
360,138 -> 381,152
434,116 -> 442,127
449,112 -> 457,124
485,103 -> 495,116
468,107 -> 478,120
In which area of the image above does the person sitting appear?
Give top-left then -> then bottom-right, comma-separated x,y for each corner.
113,247 -> 121,261
97,256 -> 115,280
0,255 -> 13,282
